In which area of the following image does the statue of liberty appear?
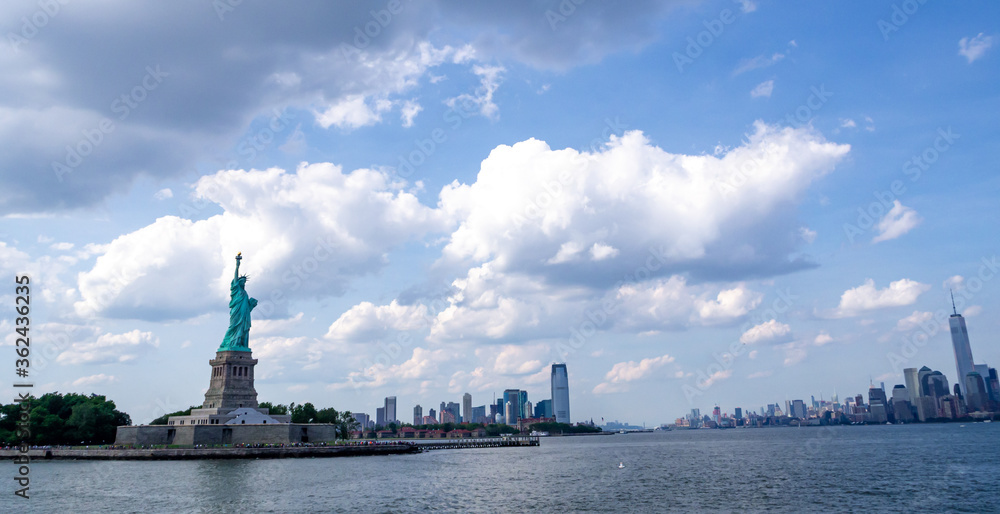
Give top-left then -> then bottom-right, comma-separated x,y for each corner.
219,252 -> 257,352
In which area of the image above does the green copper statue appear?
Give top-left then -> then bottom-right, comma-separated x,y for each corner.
219,252 -> 257,352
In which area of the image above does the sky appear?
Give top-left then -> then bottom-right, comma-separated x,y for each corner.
1,1 -> 998,426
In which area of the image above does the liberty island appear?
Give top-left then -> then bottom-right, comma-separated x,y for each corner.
114,253 -> 343,446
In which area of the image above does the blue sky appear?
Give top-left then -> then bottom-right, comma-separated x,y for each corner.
1,0 -> 998,425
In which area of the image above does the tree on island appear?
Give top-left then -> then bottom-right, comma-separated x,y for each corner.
484,424 -> 519,436
281,402 -> 359,439
289,402 -> 319,423
258,402 -> 288,415
0,393 -> 131,446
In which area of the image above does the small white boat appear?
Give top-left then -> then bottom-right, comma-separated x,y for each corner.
618,462 -> 625,469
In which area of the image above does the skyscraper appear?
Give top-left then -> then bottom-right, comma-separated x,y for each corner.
519,391 -> 528,419
964,372 -> 988,412
891,385 -> 915,422
471,405 -> 486,424
413,404 -> 422,425
791,400 -> 807,419
463,393 -> 472,424
916,368 -> 950,421
535,399 -> 552,419
868,386 -> 888,423
503,389 -> 521,424
903,367 -> 920,405
384,396 -> 397,424
376,407 -> 385,427
551,363 -> 570,424
446,402 -> 461,422
949,293 -> 976,395
988,368 -> 1000,405
352,412 -> 370,429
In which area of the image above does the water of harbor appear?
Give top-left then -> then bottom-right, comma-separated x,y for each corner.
9,423 -> 999,512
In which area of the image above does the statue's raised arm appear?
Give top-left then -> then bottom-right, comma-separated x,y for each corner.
219,252 -> 256,352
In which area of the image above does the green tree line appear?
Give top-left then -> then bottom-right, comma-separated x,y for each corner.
0,393 -> 131,446
527,421 -> 602,434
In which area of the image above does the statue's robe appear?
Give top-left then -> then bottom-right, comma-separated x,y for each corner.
222,276 -> 257,349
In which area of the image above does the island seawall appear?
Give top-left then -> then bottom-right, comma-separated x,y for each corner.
1,444 -> 420,460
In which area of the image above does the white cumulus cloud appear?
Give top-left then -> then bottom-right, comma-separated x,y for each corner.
589,242 -> 619,261
75,163 -> 452,321
829,278 -> 930,318
400,99 -> 422,128
446,64 -> 505,120
750,80 -> 774,98
593,354 -> 675,394
740,319 -> 792,344
57,330 -> 159,365
438,123 -> 848,283
872,200 -> 921,243
958,33 -> 995,63
71,374 -> 118,387
326,301 -> 429,341
315,95 -> 393,129
896,311 -> 934,331
813,332 -> 833,346
943,275 -> 964,290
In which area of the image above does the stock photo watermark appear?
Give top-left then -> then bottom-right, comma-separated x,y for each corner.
878,0 -> 931,42
843,126 -> 958,243
5,0 -> 71,51
715,85 -> 832,196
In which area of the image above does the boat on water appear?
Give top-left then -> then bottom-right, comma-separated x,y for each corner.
618,462 -> 625,469
529,431 -> 550,437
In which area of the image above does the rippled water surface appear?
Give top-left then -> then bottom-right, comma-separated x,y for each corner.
9,423 -> 1000,512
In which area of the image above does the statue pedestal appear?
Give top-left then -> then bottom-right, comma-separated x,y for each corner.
202,350 -> 259,410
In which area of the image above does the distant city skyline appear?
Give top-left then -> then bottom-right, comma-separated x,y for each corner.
345,312 -> 998,429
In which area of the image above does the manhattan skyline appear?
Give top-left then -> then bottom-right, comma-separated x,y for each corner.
1,2 -> 998,426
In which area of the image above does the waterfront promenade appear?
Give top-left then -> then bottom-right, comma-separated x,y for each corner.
1,436 -> 539,460
1,442 -> 419,460
411,435 -> 539,450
